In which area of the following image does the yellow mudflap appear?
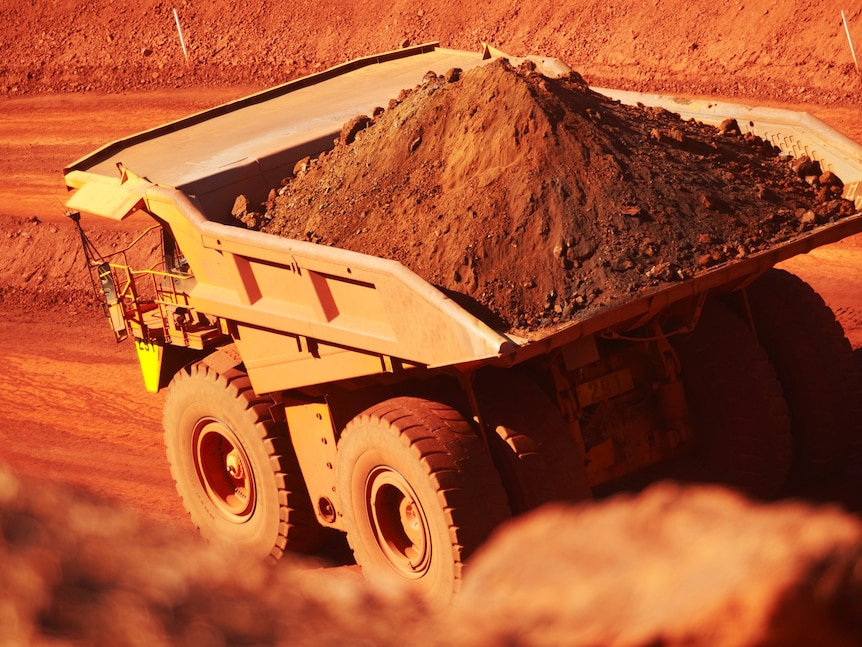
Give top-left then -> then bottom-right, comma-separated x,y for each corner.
135,339 -> 163,393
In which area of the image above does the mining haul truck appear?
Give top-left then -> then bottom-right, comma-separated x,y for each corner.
65,43 -> 862,598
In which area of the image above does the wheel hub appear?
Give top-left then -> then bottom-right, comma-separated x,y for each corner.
225,449 -> 245,480
367,467 -> 431,577
194,420 -> 256,522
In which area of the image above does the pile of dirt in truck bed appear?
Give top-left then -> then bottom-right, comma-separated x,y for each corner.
252,58 -> 858,332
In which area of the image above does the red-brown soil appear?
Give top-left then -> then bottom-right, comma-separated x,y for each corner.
3,0 -> 862,641
4,1 -> 862,113
257,58 -> 856,330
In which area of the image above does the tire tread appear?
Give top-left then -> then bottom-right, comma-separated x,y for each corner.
337,396 -> 510,595
163,361 -> 325,559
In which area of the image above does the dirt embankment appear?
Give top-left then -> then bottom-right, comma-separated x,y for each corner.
248,59 -> 856,331
3,1 -> 862,113
0,214 -> 163,312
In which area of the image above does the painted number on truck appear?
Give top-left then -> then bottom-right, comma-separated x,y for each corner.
576,368 -> 635,407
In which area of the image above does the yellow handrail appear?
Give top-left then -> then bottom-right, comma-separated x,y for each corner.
85,225 -> 162,268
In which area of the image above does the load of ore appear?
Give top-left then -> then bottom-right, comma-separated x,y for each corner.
240,58 -> 858,333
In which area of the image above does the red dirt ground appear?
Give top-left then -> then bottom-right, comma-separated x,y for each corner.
2,0 -> 862,640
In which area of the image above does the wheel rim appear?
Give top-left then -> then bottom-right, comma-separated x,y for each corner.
365,466 -> 432,578
193,419 -> 256,522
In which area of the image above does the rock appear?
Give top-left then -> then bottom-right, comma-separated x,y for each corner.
231,194 -> 250,218
792,156 -> 822,179
240,212 -> 263,230
340,115 -> 372,145
699,192 -> 729,211
450,484 -> 862,647
799,209 -> 817,224
293,156 -> 311,176
718,117 -> 742,135
816,186 -> 833,203
668,127 -> 686,143
820,171 -> 844,189
697,253 -> 714,267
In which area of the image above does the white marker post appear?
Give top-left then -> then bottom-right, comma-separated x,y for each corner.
842,10 -> 859,74
173,8 -> 190,66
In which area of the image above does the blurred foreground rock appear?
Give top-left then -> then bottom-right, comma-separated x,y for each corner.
3,465 -> 862,646
453,484 -> 862,646
0,465 -> 426,647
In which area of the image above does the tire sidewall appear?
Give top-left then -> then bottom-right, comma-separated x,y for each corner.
164,372 -> 281,558
337,418 -> 456,596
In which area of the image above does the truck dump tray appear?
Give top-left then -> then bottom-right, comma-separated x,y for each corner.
64,44 -> 862,393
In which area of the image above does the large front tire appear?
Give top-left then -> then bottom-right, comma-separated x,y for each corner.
163,362 -> 324,560
335,397 -> 510,599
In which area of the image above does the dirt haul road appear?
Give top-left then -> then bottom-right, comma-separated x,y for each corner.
1,88 -> 862,531
0,92 -> 251,531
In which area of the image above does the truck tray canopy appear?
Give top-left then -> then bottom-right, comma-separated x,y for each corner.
65,44 -> 493,220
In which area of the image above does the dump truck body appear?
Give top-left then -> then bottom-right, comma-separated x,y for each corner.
65,43 -> 862,598
64,43 -> 862,392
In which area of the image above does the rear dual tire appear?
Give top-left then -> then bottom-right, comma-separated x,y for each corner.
474,369 -> 591,513
672,299 -> 793,498
743,268 -> 862,485
335,397 -> 511,599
